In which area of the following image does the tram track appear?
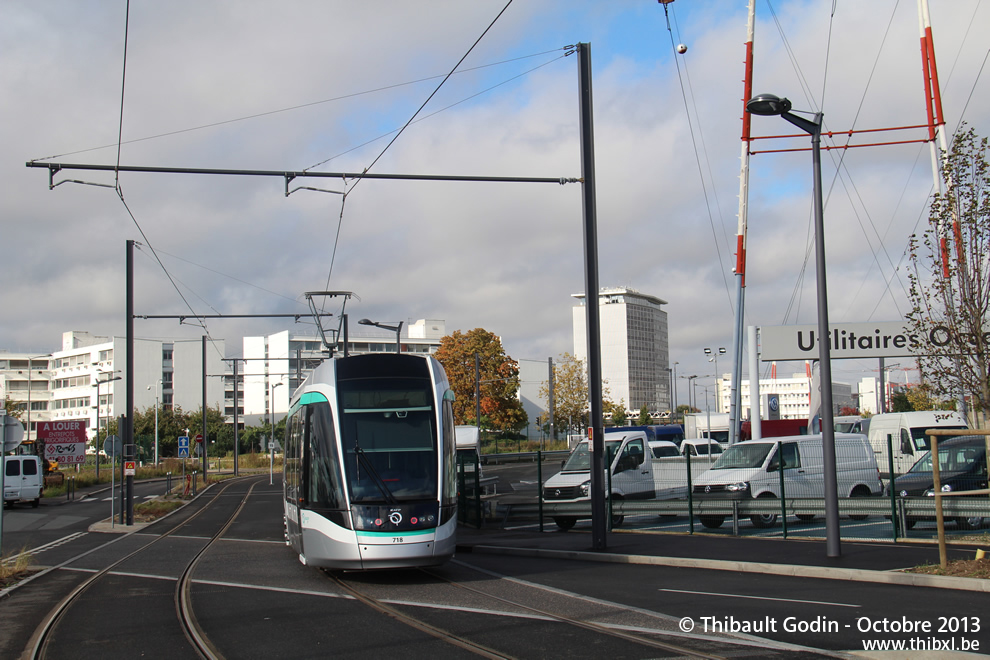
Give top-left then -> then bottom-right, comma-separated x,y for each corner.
23,475 -> 264,660
326,562 -> 731,659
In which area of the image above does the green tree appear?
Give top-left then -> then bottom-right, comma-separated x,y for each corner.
4,395 -> 23,420
637,404 -> 651,426
188,404 -> 232,458
133,404 -> 191,459
604,399 -> 627,425
434,328 -> 527,433
676,403 -> 700,415
540,353 -> 588,435
907,127 -> 990,425
890,391 -> 913,413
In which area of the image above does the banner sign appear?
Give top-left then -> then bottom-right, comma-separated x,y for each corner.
38,420 -> 89,464
761,321 -> 927,361
44,441 -> 87,464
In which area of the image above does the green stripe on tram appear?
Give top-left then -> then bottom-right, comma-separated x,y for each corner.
299,392 -> 328,405
357,528 -> 435,538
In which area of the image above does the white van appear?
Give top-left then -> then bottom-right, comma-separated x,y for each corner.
3,454 -> 44,508
867,411 -> 968,477
692,433 -> 882,529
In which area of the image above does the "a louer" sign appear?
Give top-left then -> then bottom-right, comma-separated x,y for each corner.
38,420 -> 88,464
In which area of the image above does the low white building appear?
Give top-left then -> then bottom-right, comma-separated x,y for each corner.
236,320 -> 446,427
3,331 -> 224,446
716,369 -> 854,420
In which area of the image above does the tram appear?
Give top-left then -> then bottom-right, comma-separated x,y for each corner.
282,352 -> 458,570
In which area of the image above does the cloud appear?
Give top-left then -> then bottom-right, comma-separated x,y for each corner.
3,0 -> 987,401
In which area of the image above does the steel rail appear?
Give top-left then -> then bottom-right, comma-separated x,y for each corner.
176,480 -> 260,659
325,572 -> 514,660
26,476 -> 261,660
420,566 -> 727,660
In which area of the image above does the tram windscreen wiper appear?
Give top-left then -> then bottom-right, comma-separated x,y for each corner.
353,444 -> 397,504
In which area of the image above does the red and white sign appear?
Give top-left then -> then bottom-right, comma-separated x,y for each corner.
44,441 -> 87,464
124,461 -> 136,476
37,420 -> 88,442
194,433 -> 204,444
38,421 -> 89,464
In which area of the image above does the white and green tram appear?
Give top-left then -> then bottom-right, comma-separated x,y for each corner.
283,353 -> 458,569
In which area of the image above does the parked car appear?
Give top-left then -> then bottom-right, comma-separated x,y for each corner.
887,435 -> 988,530
681,438 -> 724,458
649,440 -> 680,459
692,433 -> 882,529
3,454 -> 44,508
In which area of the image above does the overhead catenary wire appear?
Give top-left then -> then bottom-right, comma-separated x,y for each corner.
661,2 -> 734,315
315,0 -> 516,310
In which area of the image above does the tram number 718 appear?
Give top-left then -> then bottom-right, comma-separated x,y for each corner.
392,537 -> 405,543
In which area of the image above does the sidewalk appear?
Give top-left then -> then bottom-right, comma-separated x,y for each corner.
456,524 -> 990,592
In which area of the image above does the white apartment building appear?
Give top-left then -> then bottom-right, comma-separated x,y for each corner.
572,288 -> 671,416
2,331 -> 224,446
715,369 -> 854,420
0,352 -> 52,444
237,319 -> 446,426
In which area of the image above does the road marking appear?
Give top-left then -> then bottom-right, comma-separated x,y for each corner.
658,588 -> 859,608
0,531 -> 88,566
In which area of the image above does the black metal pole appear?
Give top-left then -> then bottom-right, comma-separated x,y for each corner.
125,241 -> 134,525
233,358 -> 239,477
808,113 -> 840,558
202,335 -> 208,483
577,42 -> 606,551
548,357 -> 555,445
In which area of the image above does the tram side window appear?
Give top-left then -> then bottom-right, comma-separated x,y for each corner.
441,397 -> 456,507
284,409 -> 304,503
307,402 -> 345,510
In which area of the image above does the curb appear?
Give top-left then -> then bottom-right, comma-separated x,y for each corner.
464,543 -> 990,593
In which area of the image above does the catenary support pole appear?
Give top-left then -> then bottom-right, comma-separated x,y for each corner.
577,42 -> 607,551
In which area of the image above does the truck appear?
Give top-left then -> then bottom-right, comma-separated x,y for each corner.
683,412 -> 730,443
739,418 -> 808,441
542,430 -> 695,530
866,411 -> 968,477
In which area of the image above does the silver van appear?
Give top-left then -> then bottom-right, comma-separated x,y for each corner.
692,433 -> 882,528
3,454 -> 44,508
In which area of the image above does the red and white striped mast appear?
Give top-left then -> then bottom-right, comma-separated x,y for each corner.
728,0 -> 756,445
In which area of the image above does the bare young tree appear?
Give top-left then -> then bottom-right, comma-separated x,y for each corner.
907,127 -> 990,426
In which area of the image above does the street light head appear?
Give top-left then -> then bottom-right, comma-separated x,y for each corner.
746,93 -> 792,116
719,347 -> 726,355
358,318 -> 374,326
704,348 -> 712,356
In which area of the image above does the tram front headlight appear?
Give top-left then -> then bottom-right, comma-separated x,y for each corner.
580,481 -> 591,497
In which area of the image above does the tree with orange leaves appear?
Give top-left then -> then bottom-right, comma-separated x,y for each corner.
433,328 -> 527,434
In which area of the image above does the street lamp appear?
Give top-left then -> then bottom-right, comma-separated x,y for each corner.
746,92 -> 840,558
358,318 -> 404,354
147,379 -> 162,465
705,348 -> 726,413
687,375 -> 698,412
93,371 -> 121,481
270,381 -> 283,485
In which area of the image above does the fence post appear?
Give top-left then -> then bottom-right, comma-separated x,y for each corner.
778,440 -> 787,539
932,435 -> 947,569
887,434 -> 899,541
686,450 -> 694,535
537,450 -> 544,533
473,452 -> 481,529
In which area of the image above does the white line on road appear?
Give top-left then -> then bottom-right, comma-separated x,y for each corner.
658,588 -> 860,608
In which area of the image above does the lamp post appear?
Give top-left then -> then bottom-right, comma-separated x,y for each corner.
147,379 -> 161,465
93,371 -> 121,482
705,348 -> 726,412
358,318 -> 404,354
270,381 -> 283,485
687,375 -> 697,412
746,92 -> 840,557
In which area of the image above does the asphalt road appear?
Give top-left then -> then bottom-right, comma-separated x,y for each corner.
2,476 -> 989,658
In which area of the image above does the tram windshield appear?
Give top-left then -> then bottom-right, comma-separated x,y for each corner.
338,376 -> 438,503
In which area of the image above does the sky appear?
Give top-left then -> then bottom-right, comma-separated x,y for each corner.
2,1 -> 987,409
